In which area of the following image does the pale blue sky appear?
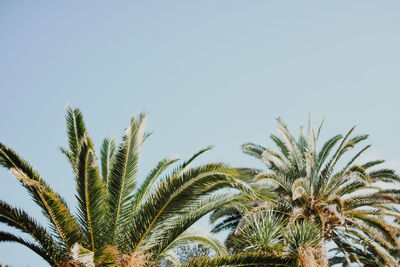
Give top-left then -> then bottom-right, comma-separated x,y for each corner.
1,1 -> 400,265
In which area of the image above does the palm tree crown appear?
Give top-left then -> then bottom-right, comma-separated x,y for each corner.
0,106 -> 251,266
212,118 -> 400,266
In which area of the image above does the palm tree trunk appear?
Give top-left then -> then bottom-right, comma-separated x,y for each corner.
298,244 -> 318,267
314,239 -> 328,267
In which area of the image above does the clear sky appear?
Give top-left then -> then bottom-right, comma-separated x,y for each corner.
1,1 -> 400,266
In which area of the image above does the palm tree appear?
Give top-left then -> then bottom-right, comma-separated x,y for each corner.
212,118 -> 400,266
0,106 -> 252,266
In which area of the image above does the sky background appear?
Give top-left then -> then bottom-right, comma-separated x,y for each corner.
1,1 -> 400,265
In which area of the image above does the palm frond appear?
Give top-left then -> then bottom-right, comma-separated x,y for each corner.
270,134 -> 289,158
210,205 -> 244,225
0,142 -> 82,249
344,191 -> 399,210
276,118 -> 304,172
131,157 -> 179,211
211,213 -> 242,234
0,231 -> 54,265
236,168 -> 263,183
316,135 -> 342,172
242,143 -> 267,160
369,169 -> 400,183
0,200 -> 64,263
100,137 -> 117,186
316,128 -> 358,194
75,135 -> 107,252
62,106 -> 87,169
154,227 -> 226,263
132,191 -> 246,257
127,163 -> 247,253
347,212 -> 399,249
362,160 -> 385,169
345,229 -> 398,266
108,113 -> 148,244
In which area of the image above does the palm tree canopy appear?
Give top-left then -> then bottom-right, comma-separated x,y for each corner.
0,106 -> 252,266
212,118 -> 400,266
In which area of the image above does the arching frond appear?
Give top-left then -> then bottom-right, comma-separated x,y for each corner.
0,143 -> 82,249
242,143 -> 267,159
154,227 -> 226,263
126,163 -> 243,252
211,213 -> 242,234
0,200 -> 64,263
369,169 -> 400,183
0,231 -> 54,265
347,212 -> 400,249
135,191 -> 246,257
131,157 -> 179,211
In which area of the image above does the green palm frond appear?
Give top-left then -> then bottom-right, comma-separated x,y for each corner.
316,135 -> 342,172
0,142 -> 82,249
210,206 -> 244,225
100,137 -> 117,186
242,143 -> 267,160
177,146 -> 213,170
61,106 -> 87,169
347,212 -> 399,249
0,231 -> 54,265
344,191 -> 399,210
362,160 -> 385,169
75,135 -> 107,252
211,213 -> 242,234
108,113 -> 148,244
154,226 -> 227,263
330,235 -> 378,267
0,200 -> 65,263
276,118 -> 304,172
316,127 -> 357,193
345,228 -> 398,266
137,191 -> 246,258
369,169 -> 400,183
236,168 -> 263,183
126,164 -> 242,252
270,134 -> 289,158
131,157 -> 179,211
